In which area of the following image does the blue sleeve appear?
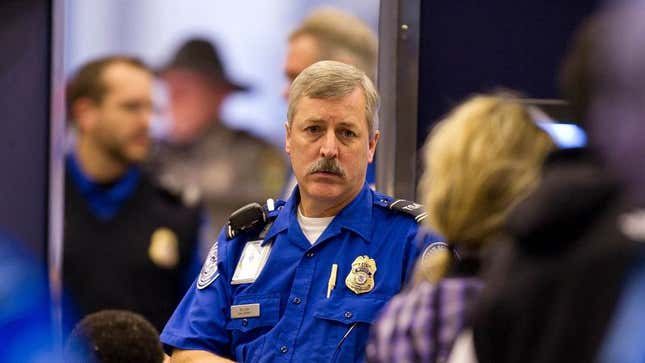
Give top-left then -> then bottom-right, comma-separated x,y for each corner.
416,225 -> 445,249
402,225 -> 444,283
161,229 -> 234,358
181,209 -> 213,290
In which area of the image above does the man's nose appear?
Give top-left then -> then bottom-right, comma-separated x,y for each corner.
320,131 -> 339,159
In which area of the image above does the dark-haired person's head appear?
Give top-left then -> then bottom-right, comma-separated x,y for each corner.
65,310 -> 164,363
67,56 -> 153,166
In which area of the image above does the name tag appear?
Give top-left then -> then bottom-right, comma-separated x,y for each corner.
231,240 -> 272,285
231,303 -> 260,319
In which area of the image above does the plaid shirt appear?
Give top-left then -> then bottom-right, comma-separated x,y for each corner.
366,278 -> 483,363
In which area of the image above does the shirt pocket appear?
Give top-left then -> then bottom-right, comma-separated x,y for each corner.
225,293 -> 281,362
225,293 -> 280,333
313,294 -> 390,362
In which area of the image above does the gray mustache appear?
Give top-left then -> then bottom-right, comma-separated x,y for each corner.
307,158 -> 345,177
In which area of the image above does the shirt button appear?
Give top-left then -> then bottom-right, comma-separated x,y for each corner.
306,252 -> 315,257
280,345 -> 288,353
293,297 -> 302,304
241,319 -> 248,327
344,311 -> 353,319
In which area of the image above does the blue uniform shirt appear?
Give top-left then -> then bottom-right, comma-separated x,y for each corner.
161,183 -> 441,362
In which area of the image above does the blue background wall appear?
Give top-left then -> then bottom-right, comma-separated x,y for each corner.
417,0 -> 599,147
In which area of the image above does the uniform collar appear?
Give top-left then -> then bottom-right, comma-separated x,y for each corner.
262,183 -> 373,245
67,153 -> 141,220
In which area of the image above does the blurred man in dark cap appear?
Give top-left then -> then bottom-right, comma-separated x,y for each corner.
148,38 -> 287,240
160,38 -> 249,144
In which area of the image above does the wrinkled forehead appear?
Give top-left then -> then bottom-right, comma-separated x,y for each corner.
292,91 -> 368,126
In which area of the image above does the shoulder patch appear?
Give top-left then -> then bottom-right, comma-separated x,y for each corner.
421,242 -> 450,264
197,241 -> 219,290
388,199 -> 428,223
419,241 -> 454,281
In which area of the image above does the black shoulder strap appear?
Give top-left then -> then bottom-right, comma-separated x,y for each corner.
388,199 -> 428,223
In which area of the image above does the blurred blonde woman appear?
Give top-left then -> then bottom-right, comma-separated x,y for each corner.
366,94 -> 555,363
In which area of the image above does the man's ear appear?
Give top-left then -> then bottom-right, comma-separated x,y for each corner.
73,98 -> 99,133
284,121 -> 292,155
367,130 -> 380,163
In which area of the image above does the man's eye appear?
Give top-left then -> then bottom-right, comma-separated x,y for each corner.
123,103 -> 142,112
339,129 -> 357,138
122,102 -> 151,113
305,126 -> 322,134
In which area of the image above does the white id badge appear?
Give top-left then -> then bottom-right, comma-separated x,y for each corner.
231,240 -> 272,284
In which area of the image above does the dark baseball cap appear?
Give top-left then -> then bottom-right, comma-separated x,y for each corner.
161,37 -> 249,92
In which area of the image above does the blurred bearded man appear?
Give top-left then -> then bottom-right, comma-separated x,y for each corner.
63,56 -> 200,334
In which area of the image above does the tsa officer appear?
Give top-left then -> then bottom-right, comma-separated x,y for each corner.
161,61 -> 442,363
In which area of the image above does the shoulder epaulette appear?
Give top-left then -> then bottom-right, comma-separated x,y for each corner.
385,198 -> 428,223
226,198 -> 285,240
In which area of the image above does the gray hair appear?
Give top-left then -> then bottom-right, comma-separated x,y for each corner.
287,60 -> 379,136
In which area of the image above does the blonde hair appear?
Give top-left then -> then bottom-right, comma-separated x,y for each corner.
287,60 -> 379,136
418,94 -> 555,282
290,7 -> 378,81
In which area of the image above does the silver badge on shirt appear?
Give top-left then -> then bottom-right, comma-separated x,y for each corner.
197,241 -> 219,290
231,240 -> 272,285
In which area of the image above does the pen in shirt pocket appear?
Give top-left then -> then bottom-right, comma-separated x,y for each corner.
327,263 -> 338,299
